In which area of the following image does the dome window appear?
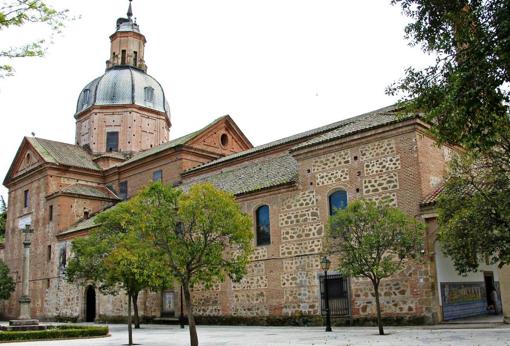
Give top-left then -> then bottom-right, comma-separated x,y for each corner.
82,89 -> 91,109
144,87 -> 154,103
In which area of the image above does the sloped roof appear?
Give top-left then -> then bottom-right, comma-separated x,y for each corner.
185,105 -> 402,174
57,184 -> 120,200
118,116 -> 230,167
181,154 -> 298,195
420,184 -> 446,207
59,214 -> 100,238
292,112 -> 413,151
27,137 -> 100,171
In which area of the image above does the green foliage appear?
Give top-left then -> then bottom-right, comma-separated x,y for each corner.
438,152 -> 510,273
328,200 -> 424,281
66,200 -> 171,296
0,259 -> 15,300
65,195 -> 172,345
0,325 -> 108,341
0,196 -> 6,240
0,0 -> 73,77
139,182 -> 253,289
388,0 -> 510,152
327,199 -> 424,335
138,182 -> 253,346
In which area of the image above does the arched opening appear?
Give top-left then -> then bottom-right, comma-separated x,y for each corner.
328,190 -> 348,216
85,286 -> 96,322
255,205 -> 270,246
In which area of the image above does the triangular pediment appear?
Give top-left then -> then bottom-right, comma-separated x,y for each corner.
4,137 -> 47,185
187,115 -> 252,155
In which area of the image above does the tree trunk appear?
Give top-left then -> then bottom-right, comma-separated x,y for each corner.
133,292 -> 140,329
183,281 -> 199,346
372,280 -> 384,336
127,292 -> 133,345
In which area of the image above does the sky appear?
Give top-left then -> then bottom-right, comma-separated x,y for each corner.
0,0 -> 433,201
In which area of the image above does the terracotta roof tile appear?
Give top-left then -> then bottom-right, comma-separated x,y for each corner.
181,154 -> 298,195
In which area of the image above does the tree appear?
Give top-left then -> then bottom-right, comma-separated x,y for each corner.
0,196 -> 6,239
66,200 -> 171,346
138,182 -> 253,346
0,0 -> 72,77
437,152 -> 510,273
327,200 -> 424,335
388,0 -> 510,152
388,0 -> 510,274
0,259 -> 15,300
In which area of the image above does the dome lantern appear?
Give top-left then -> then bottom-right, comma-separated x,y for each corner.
74,1 -> 170,157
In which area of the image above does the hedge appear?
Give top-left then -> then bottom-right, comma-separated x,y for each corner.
0,325 -> 109,342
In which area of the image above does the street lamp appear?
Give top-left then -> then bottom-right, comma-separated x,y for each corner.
320,256 -> 332,332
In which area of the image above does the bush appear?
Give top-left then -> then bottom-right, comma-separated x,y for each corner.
0,325 -> 109,342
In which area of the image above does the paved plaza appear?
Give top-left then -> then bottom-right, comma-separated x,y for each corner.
6,323 -> 510,346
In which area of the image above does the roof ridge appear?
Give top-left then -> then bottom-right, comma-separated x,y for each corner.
184,104 -> 400,174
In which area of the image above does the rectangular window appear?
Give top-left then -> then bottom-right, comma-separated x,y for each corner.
106,131 -> 119,152
119,181 -> 128,200
121,49 -> 127,64
144,87 -> 154,103
23,189 -> 30,208
152,170 -> 162,182
49,205 -> 53,222
47,245 -> 51,261
133,51 -> 138,66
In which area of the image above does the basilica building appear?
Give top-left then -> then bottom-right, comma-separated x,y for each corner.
1,3 -> 502,324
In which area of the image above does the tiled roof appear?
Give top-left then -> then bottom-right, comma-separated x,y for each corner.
59,184 -> 120,200
185,105 -> 402,174
181,154 -> 298,195
292,112 -> 412,151
60,214 -> 100,236
118,116 -> 228,167
420,184 -> 446,207
27,137 -> 100,171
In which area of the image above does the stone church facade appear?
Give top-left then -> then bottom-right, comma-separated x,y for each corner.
2,3 -> 502,324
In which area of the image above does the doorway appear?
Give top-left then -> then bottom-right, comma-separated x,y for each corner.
484,272 -> 495,307
85,286 -> 96,322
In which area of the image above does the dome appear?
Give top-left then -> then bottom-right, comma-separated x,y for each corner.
75,66 -> 170,117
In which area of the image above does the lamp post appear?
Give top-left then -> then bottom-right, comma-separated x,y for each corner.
320,256 -> 332,332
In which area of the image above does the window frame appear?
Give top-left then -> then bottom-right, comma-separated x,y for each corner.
328,189 -> 348,216
152,169 -> 163,182
106,131 -> 119,152
119,181 -> 128,200
23,189 -> 30,208
255,205 -> 271,246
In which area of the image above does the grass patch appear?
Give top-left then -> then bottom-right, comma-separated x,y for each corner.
0,325 -> 109,342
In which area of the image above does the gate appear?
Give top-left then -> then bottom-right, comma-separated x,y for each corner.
320,274 -> 351,317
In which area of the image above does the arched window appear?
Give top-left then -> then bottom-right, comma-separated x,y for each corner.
329,190 -> 348,216
256,205 -> 270,246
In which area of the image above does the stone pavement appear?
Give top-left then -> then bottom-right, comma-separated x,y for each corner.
6,323 -> 510,346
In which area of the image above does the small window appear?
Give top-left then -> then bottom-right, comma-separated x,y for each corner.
152,170 -> 162,182
144,87 -> 154,103
23,189 -> 30,208
25,153 -> 31,165
59,245 -> 67,268
119,181 -> 128,200
84,210 -> 90,219
255,205 -> 271,246
220,133 -> 229,147
133,51 -> 138,66
49,205 -> 53,222
47,245 -> 51,261
106,132 -> 119,152
121,49 -> 127,64
329,190 -> 348,216
82,89 -> 91,107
